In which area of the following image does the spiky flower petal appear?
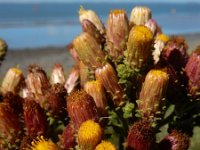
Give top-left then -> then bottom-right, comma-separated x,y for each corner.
78,120 -> 102,150
26,65 -> 50,101
127,120 -> 156,150
159,130 -> 190,150
23,99 -> 47,136
73,32 -> 105,69
65,65 -> 80,94
126,25 -> 153,69
1,67 -> 24,94
67,90 -> 99,128
106,9 -> 129,61
79,7 -> 105,34
130,6 -> 151,25
138,69 -> 169,118
95,141 -> 116,150
185,46 -> 200,99
95,63 -> 126,106
162,36 -> 189,72
50,63 -> 65,85
30,136 -> 58,150
84,80 -> 108,116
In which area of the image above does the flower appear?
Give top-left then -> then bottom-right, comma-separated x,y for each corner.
1,67 -> 24,95
162,36 -> 189,72
67,90 -> 99,128
26,65 -> 50,101
95,141 -> 116,150
95,63 -> 126,106
0,38 -> 7,63
78,120 -> 102,150
145,19 -> 158,36
130,6 -> 152,25
23,99 -> 47,136
84,80 -> 108,116
127,120 -> 156,150
138,69 -> 169,118
50,63 -> 65,85
106,9 -> 129,61
73,32 -> 105,69
159,130 -> 190,150
79,7 -> 105,34
185,46 -> 200,99
29,136 -> 58,150
126,25 -> 153,69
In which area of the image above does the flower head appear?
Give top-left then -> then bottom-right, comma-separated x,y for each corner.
29,136 -> 58,150
106,9 -> 129,61
50,63 -> 65,85
95,141 -> 116,150
78,120 -> 102,150
67,90 -> 99,128
126,25 -> 153,69
130,6 -> 151,25
127,120 -> 156,150
0,38 -> 7,63
1,67 -> 24,94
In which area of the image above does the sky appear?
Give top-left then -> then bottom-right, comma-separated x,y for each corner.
0,0 -> 200,3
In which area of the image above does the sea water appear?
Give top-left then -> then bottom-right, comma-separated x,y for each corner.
0,2 -> 200,49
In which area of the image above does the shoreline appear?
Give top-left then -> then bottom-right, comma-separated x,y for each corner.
0,33 -> 199,78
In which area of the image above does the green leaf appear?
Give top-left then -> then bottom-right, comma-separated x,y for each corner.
122,102 -> 135,119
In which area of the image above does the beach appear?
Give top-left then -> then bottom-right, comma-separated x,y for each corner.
0,33 -> 199,79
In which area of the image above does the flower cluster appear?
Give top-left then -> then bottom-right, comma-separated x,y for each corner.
1,5 -> 200,150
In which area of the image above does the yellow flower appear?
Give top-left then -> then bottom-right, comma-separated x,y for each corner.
29,136 -> 58,150
95,141 -> 116,150
78,120 -> 102,150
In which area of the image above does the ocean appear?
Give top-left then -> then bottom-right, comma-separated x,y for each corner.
0,2 -> 200,49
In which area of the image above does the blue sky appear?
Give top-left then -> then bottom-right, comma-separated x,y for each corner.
0,0 -> 200,3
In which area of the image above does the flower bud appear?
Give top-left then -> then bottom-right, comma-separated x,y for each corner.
78,120 -> 102,150
44,83 -> 67,118
73,32 -> 105,69
153,34 -> 169,64
26,65 -> 50,101
126,25 -> 153,69
1,67 -> 24,95
130,6 -> 152,25
185,47 -> 200,99
127,120 -> 156,150
162,36 -> 189,72
95,141 -> 116,150
50,63 -> 65,85
0,103 -> 21,148
23,99 -> 47,136
0,38 -> 7,63
79,7 -> 105,34
64,65 -> 80,94
159,130 -> 190,150
30,136 -> 59,150
67,90 -> 99,129
84,80 -> 108,116
60,122 -> 76,150
95,63 -> 126,106
145,19 -> 158,36
106,9 -> 129,61
138,69 -> 169,118
81,19 -> 104,45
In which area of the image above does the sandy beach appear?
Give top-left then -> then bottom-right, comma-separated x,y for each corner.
0,33 -> 199,79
